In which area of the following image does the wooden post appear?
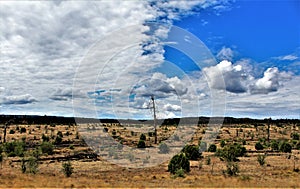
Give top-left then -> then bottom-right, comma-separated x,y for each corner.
267,118 -> 271,142
151,95 -> 157,144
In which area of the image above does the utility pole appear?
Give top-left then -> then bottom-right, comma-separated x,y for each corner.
151,95 -> 157,144
267,117 -> 271,142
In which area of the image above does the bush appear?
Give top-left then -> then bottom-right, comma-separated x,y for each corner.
62,161 -> 73,177
42,134 -> 50,142
57,131 -> 63,138
181,145 -> 202,160
255,142 -> 264,150
9,129 -> 15,134
168,153 -> 190,174
54,135 -> 62,144
140,134 -> 146,141
224,162 -> 239,176
27,156 -> 38,174
20,127 -> 26,134
216,143 -> 246,162
4,141 -> 25,157
291,133 -> 300,140
208,144 -> 217,152
279,141 -> 292,153
257,154 -> 266,166
220,140 -> 226,148
174,168 -> 185,178
159,143 -> 170,154
271,140 -> 279,151
137,140 -> 146,148
40,142 -> 54,155
21,156 -> 38,174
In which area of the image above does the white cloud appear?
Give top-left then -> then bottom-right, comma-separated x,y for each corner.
203,60 -> 294,95
250,67 -> 292,94
217,46 -> 235,61
203,60 -> 250,93
164,103 -> 181,112
275,54 -> 299,61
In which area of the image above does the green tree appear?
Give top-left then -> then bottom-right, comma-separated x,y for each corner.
208,144 -> 217,152
168,153 -> 190,174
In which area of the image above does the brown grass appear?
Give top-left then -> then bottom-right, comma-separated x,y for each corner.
0,123 -> 299,188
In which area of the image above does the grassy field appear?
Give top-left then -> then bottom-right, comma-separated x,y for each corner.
0,122 -> 299,188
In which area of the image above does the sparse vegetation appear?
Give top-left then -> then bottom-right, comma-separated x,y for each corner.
257,154 -> 266,166
40,142 -> 54,155
62,161 -> 73,177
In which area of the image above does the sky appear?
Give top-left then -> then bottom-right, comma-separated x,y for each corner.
0,0 -> 299,120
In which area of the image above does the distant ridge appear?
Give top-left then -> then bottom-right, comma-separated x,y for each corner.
0,114 -> 299,126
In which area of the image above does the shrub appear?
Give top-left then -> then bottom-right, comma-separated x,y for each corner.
9,129 -> 15,134
216,143 -> 246,162
140,134 -> 146,141
21,156 -> 38,174
279,141 -> 292,153
291,133 -> 300,140
40,142 -> 54,155
42,134 -> 50,142
257,154 -> 266,166
27,156 -> 38,174
168,153 -> 190,174
159,142 -> 170,154
174,168 -> 185,178
220,140 -> 226,148
4,141 -> 25,157
208,144 -> 217,152
270,140 -> 279,151
255,142 -> 264,150
181,145 -> 202,160
62,161 -> 73,177
206,157 -> 211,165
57,131 -> 63,138
69,144 -> 74,150
20,127 -> 26,134
54,135 -> 62,144
224,162 -> 239,176
137,140 -> 146,148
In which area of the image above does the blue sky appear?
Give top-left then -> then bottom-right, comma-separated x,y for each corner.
168,0 -> 300,72
0,0 -> 299,119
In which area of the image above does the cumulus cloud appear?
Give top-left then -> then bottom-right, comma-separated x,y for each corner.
203,60 -> 293,95
164,103 -> 181,112
250,67 -> 292,94
203,60 -> 250,93
2,94 -> 37,105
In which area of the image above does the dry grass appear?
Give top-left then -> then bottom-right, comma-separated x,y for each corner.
0,123 -> 299,188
